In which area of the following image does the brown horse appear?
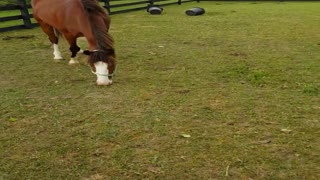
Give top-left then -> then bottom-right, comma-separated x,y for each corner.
32,0 -> 116,85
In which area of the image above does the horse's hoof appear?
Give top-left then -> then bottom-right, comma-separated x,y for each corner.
96,81 -> 112,86
54,56 -> 63,60
68,58 -> 79,65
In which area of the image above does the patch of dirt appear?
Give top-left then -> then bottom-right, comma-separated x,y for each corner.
229,52 -> 248,58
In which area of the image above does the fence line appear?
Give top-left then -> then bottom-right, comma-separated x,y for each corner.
0,0 -> 195,33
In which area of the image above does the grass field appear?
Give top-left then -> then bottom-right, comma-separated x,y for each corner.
0,1 -> 319,179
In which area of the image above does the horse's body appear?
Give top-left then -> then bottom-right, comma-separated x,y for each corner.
32,0 -> 116,85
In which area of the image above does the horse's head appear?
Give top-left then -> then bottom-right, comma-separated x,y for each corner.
84,49 -> 116,86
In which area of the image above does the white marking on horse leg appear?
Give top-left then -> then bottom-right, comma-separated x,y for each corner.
94,61 -> 112,86
79,49 -> 84,53
53,44 -> 63,60
68,58 -> 79,65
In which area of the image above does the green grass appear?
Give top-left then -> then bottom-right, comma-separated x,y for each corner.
0,1 -> 319,179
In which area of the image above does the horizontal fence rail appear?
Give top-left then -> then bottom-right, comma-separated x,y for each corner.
0,0 -> 194,33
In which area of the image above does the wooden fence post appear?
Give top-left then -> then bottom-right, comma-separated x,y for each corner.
102,0 -> 111,14
17,0 -> 32,29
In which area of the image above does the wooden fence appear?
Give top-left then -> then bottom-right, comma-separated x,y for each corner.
0,0 -> 194,33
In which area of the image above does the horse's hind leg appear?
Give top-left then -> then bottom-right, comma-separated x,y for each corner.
37,21 -> 63,60
52,29 -> 63,60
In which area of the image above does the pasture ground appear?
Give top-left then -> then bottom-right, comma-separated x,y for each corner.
1,1 -> 319,179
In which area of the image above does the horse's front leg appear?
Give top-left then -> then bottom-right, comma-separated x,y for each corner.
69,45 -> 81,65
64,34 -> 81,65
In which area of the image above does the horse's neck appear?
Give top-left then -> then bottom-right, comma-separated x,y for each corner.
87,38 -> 98,51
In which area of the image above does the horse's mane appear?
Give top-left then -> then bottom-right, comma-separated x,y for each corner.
81,0 -> 115,65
